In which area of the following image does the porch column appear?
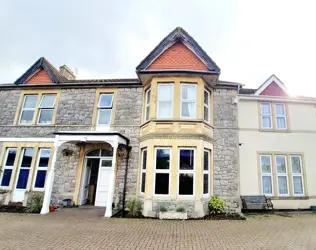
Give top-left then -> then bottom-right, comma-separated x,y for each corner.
40,135 -> 60,214
104,141 -> 118,218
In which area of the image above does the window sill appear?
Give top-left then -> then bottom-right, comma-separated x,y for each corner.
141,119 -> 213,127
270,196 -> 308,200
259,128 -> 290,133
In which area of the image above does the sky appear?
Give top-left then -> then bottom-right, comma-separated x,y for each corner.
0,0 -> 316,96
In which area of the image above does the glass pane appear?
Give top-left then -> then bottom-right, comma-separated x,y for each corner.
141,173 -> 146,193
275,104 -> 285,115
262,176 -> 272,194
291,156 -> 302,173
23,95 -> 37,108
261,103 -> 271,114
181,102 -> 196,118
20,110 -> 34,124
101,160 -> 112,167
99,94 -> 113,107
21,148 -> 34,168
179,173 -> 194,195
293,176 -> 303,195
86,150 -> 100,157
16,169 -> 30,189
181,85 -> 196,101
204,90 -> 209,105
40,95 -> 56,108
86,158 -> 100,169
155,173 -> 169,195
146,90 -> 151,104
1,169 -> 12,187
158,85 -> 173,101
261,156 -> 271,173
158,101 -> 172,117
179,149 -> 194,170
204,107 -> 209,121
145,106 -> 150,121
203,173 -> 209,194
278,176 -> 288,195
98,109 -> 111,125
276,156 -> 286,173
156,149 -> 170,169
34,170 -> 46,188
276,117 -> 286,129
5,149 -> 17,167
142,150 -> 147,170
204,151 -> 209,170
101,149 -> 113,157
261,116 -> 272,128
38,109 -> 53,124
38,149 -> 50,167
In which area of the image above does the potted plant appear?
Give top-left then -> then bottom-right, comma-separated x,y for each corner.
49,201 -> 55,212
158,205 -> 188,220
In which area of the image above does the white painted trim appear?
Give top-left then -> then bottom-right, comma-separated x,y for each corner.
157,83 -> 174,119
260,154 -> 274,196
275,155 -> 290,197
144,88 -> 151,122
254,75 -> 287,96
0,148 -> 17,188
180,83 -> 197,119
274,103 -> 287,130
203,150 -> 211,197
260,103 -> 273,129
239,95 -> 316,104
203,88 -> 211,123
32,148 -> 51,191
0,138 -> 54,142
140,148 -> 147,195
19,95 -> 37,125
153,147 -> 171,197
290,155 -> 305,197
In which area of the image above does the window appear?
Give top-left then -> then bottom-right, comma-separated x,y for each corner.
37,94 -> 57,124
33,149 -> 51,190
0,148 -> 17,187
180,84 -> 197,118
16,148 -> 34,189
290,156 -> 304,196
140,149 -> 147,194
157,84 -> 173,118
154,148 -> 171,195
178,149 -> 195,195
97,94 -> 114,126
204,89 -> 210,122
203,150 -> 210,195
260,155 -> 273,195
275,155 -> 289,196
275,104 -> 286,129
144,89 -> 151,121
261,103 -> 272,129
20,95 -> 37,124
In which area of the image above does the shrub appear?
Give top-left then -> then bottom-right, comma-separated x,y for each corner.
176,206 -> 186,213
26,193 -> 44,213
209,196 -> 225,215
126,198 -> 142,217
159,206 -> 168,212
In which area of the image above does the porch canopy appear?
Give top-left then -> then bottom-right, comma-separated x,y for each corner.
40,131 -> 130,218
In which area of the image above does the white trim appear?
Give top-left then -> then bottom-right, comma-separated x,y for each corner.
203,150 -> 210,197
275,155 -> 289,197
260,154 -> 274,196
32,148 -> 51,191
140,148 -> 147,195
260,103 -> 273,129
19,95 -> 37,125
157,83 -> 174,119
0,138 -> 54,142
275,103 -> 287,130
153,147 -> 171,196
37,94 -> 57,125
0,148 -> 17,189
97,93 -> 114,126
180,83 -> 197,119
254,75 -> 287,96
290,155 -> 305,196
144,89 -> 151,122
238,95 -> 316,104
177,148 -> 195,198
203,88 -> 211,123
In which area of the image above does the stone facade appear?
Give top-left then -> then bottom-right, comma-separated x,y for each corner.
213,88 -> 241,212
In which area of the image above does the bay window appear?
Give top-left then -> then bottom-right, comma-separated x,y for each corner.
178,149 -> 195,196
140,148 -> 147,194
180,84 -> 197,118
144,89 -> 151,121
204,89 -> 210,122
203,150 -> 210,195
154,148 -> 171,195
157,84 -> 173,118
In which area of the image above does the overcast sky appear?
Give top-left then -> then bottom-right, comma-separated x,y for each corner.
1,0 -> 315,96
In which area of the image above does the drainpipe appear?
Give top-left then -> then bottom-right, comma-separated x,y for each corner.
122,143 -> 131,217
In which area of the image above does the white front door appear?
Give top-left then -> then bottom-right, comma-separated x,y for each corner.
95,158 -> 113,207
79,161 -> 92,205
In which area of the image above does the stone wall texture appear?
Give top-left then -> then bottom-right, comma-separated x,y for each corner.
213,88 -> 241,212
0,89 -> 21,125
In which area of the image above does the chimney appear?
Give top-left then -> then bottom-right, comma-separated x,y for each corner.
59,65 -> 76,80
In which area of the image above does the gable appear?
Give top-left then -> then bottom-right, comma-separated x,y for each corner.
259,81 -> 288,96
147,42 -> 209,71
25,69 -> 53,84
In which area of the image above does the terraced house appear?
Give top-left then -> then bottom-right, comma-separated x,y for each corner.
0,27 -> 315,218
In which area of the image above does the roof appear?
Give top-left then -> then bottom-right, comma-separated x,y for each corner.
15,57 -> 68,84
67,78 -> 139,83
136,27 -> 221,73
239,88 -> 256,94
254,74 -> 287,95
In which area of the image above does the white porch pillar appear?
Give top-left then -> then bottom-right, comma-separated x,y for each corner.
40,135 -> 60,214
104,141 -> 118,218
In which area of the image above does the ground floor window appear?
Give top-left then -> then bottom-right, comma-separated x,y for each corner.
154,148 -> 171,195
178,149 -> 195,195
203,150 -> 210,195
140,148 -> 147,194
0,148 -> 17,187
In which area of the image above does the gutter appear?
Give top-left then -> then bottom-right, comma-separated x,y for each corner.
122,143 -> 131,218
239,95 -> 316,104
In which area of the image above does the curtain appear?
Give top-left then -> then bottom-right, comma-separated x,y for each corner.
276,117 -> 286,128
262,116 -> 271,128
262,176 -> 272,194
278,176 -> 288,194
261,104 -> 271,114
293,176 -> 303,194
275,104 -> 285,115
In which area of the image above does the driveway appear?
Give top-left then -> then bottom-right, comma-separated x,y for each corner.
0,210 -> 315,249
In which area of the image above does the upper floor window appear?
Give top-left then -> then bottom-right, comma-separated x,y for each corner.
260,103 -> 272,129
97,94 -> 113,126
204,89 -> 210,122
38,95 -> 57,124
275,104 -> 286,129
260,103 -> 287,130
180,84 -> 197,118
144,89 -> 151,121
157,84 -> 173,118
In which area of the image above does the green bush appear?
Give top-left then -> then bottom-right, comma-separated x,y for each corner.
159,205 -> 168,212
209,196 -> 225,215
176,206 -> 186,213
26,193 -> 44,213
126,198 -> 142,217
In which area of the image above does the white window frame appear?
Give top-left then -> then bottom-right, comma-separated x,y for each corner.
0,148 -> 17,189
290,155 -> 304,196
97,93 -> 114,126
203,150 -> 210,197
275,103 -> 287,130
180,83 -> 197,119
32,148 -> 51,191
153,147 -> 171,196
144,89 -> 151,122
275,155 -> 289,196
37,94 -> 57,125
177,148 -> 195,197
19,95 -> 38,125
140,148 -> 147,195
157,84 -> 174,118
203,88 -> 210,123
260,154 -> 273,196
261,103 -> 273,129
15,148 -> 34,190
